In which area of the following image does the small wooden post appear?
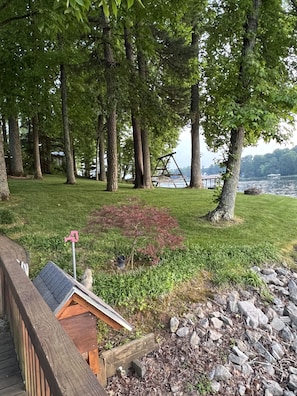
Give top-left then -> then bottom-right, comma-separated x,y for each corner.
64,231 -> 79,280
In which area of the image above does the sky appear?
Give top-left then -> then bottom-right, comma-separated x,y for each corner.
174,127 -> 297,169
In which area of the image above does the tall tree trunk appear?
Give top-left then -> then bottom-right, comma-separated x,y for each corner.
190,80 -> 203,188
32,114 -> 42,180
124,26 -> 144,188
103,17 -> 118,192
190,29 -> 203,188
207,0 -> 261,222
141,127 -> 152,188
2,116 -> 7,145
0,121 -> 10,200
8,117 -> 24,177
208,127 -> 245,221
2,116 -> 9,174
97,113 -> 106,181
137,49 -> 152,189
60,63 -> 76,185
132,116 -> 143,187
40,135 -> 51,174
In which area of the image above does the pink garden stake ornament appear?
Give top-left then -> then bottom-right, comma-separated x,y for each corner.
64,230 -> 79,280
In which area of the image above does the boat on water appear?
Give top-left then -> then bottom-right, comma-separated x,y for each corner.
267,173 -> 281,179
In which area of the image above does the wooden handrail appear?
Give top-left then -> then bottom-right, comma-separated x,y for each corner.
0,235 -> 107,396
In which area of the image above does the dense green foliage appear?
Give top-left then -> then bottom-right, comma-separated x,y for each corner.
178,145 -> 297,178
1,176 -> 296,308
240,146 -> 297,178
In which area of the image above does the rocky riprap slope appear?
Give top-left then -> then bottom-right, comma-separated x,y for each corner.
106,266 -> 297,396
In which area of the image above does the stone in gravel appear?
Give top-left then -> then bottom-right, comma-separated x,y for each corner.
208,329 -> 223,341
195,306 -> 205,318
227,291 -> 239,313
291,339 -> 297,352
190,331 -> 200,348
263,363 -> 275,376
210,381 -> 221,393
284,391 -> 295,396
210,311 -> 221,318
235,340 -> 251,354
266,307 -> 277,321
238,384 -> 246,396
198,318 -> 209,329
280,315 -> 291,324
246,329 -> 263,343
273,297 -> 285,307
170,384 -> 180,393
276,267 -> 290,276
170,317 -> 179,333
271,341 -> 285,360
289,367 -> 297,375
220,314 -> 233,327
196,328 -> 206,338
210,317 -> 224,329
288,280 -> 297,305
232,345 -> 249,359
241,363 -> 254,376
263,380 -> 283,396
253,342 -> 276,363
238,300 -> 269,328
280,326 -> 295,342
288,374 -> 297,391
262,268 -> 276,275
261,273 -> 285,286
240,290 -> 253,300
229,352 -> 248,366
284,302 -> 297,326
210,365 -> 232,381
176,327 -> 189,338
265,391 -> 275,396
270,316 -> 286,331
214,294 -> 227,307
273,286 -> 289,296
184,313 -> 196,324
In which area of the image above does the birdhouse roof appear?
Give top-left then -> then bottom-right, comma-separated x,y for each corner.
33,261 -> 132,331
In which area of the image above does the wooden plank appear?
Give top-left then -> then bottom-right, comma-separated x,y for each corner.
97,357 -> 107,387
0,383 -> 26,396
0,323 -> 26,395
88,348 -> 100,376
0,268 -> 3,316
100,333 -> 158,378
59,313 -> 97,354
35,352 -> 42,396
0,235 -> 107,396
72,293 -> 122,330
0,356 -> 19,372
56,302 -> 89,320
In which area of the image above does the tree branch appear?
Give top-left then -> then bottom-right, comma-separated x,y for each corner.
0,11 -> 38,28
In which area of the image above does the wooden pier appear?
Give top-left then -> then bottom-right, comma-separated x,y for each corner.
0,235 -> 107,396
0,319 -> 26,396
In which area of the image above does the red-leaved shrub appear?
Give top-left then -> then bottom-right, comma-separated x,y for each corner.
87,200 -> 184,266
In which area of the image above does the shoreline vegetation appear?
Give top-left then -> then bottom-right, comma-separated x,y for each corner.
1,175 -> 297,334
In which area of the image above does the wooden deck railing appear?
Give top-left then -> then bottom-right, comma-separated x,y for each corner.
0,235 -> 107,396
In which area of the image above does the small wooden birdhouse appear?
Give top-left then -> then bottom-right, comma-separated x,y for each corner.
33,261 -> 132,378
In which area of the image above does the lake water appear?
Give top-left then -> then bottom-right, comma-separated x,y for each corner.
238,175 -> 297,198
159,175 -> 297,198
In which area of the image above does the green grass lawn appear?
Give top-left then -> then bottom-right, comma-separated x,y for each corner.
1,175 -> 297,310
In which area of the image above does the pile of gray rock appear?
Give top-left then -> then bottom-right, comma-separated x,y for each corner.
168,266 -> 297,395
